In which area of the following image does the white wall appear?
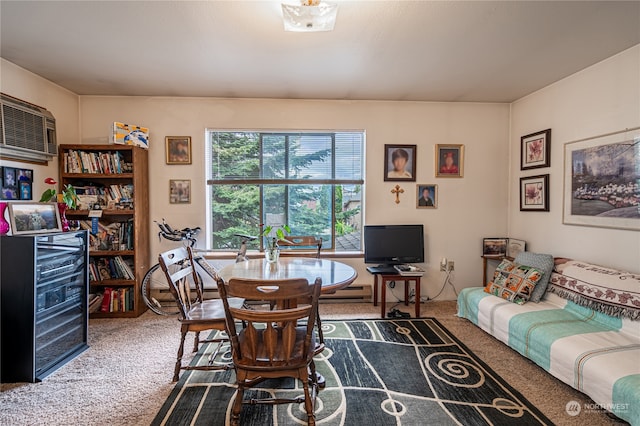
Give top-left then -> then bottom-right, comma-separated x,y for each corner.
79,96 -> 510,299
0,58 -> 80,199
509,45 -> 640,272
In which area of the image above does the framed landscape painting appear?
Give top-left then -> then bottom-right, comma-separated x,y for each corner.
8,202 -> 62,235
563,127 -> 640,231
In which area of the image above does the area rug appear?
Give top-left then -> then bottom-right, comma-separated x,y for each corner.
152,318 -> 551,425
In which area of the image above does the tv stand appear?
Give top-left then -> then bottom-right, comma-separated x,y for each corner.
368,271 -> 421,319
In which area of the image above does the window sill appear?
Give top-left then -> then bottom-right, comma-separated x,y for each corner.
200,250 -> 363,260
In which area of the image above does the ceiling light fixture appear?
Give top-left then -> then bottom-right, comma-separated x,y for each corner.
281,0 -> 338,32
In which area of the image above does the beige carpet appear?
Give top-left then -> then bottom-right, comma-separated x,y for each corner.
0,301 -> 623,425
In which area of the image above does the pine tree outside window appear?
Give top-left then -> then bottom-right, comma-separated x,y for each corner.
206,131 -> 364,252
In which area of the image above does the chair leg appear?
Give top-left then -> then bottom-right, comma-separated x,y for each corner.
301,368 -> 316,426
231,385 -> 244,426
193,331 -> 200,353
173,330 -> 188,382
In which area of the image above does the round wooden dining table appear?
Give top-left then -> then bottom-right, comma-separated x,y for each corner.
218,257 -> 358,294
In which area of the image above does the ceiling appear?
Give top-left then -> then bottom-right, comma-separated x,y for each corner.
1,1 -> 639,103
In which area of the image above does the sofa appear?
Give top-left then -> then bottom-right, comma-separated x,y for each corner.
457,254 -> 640,425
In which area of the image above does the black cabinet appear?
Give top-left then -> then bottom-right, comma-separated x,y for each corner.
1,230 -> 89,382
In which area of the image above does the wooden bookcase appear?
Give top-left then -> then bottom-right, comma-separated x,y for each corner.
59,144 -> 149,318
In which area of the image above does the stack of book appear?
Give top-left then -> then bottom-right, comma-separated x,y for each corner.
89,256 -> 135,281
74,184 -> 134,208
80,220 -> 134,251
99,287 -> 135,312
64,149 -> 131,174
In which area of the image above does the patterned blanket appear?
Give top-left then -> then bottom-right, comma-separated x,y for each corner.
458,287 -> 640,425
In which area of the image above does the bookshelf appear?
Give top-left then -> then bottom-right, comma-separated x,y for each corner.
59,144 -> 149,318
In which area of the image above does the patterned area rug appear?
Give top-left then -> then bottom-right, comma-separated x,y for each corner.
152,318 -> 551,425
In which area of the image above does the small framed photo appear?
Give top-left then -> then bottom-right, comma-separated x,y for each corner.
520,174 -> 549,212
507,238 -> 526,258
483,238 -> 508,257
166,136 -> 192,165
17,168 -> 33,182
8,202 -> 62,235
169,179 -> 191,204
521,129 -> 551,170
1,186 -> 18,200
416,184 -> 437,209
19,181 -> 32,200
384,144 -> 416,181
435,144 -> 464,178
3,167 -> 17,186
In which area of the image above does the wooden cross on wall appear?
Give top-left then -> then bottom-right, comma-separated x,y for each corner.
391,185 -> 404,204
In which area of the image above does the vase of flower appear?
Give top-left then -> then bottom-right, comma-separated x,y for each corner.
265,246 -> 280,263
0,202 -> 10,235
57,202 -> 70,232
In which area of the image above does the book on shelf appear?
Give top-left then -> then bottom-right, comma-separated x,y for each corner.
64,149 -> 132,174
98,287 -> 134,313
90,256 -> 135,281
79,219 -> 133,251
72,184 -> 134,209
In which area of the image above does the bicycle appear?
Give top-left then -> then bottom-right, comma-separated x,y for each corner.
141,219 -> 202,315
142,222 -> 258,315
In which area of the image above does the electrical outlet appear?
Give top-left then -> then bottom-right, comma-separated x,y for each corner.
447,260 -> 455,271
440,257 -> 447,271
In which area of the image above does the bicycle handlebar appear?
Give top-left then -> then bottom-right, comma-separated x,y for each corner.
155,219 -> 201,247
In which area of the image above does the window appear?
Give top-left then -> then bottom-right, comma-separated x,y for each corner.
206,131 -> 364,252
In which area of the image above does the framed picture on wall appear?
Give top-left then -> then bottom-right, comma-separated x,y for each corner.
169,179 -> 191,204
166,136 -> 192,164
521,129 -> 551,170
520,174 -> 549,212
416,184 -> 437,208
435,144 -> 464,177
384,144 -> 416,181
563,126 -> 640,231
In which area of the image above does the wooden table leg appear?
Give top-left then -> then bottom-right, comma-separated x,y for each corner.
381,276 -> 386,318
415,277 -> 421,318
404,280 -> 409,306
373,274 -> 378,307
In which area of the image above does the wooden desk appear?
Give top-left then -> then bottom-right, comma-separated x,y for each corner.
219,258 -> 357,294
371,274 -> 421,319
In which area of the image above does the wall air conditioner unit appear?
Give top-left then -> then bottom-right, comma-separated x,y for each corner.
0,93 -> 57,163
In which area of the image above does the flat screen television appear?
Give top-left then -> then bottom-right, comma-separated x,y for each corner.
363,224 -> 424,266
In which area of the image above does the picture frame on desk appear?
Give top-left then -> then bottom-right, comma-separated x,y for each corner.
8,202 -> 62,235
482,238 -> 507,257
506,238 -> 526,258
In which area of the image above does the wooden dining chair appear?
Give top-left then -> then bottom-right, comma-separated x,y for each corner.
276,236 -> 325,348
217,275 -> 323,426
159,247 -> 244,382
278,236 -> 322,258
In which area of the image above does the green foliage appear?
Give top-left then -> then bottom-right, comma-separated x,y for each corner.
40,184 -> 77,209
